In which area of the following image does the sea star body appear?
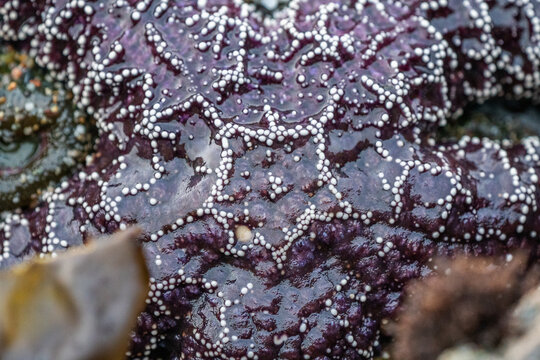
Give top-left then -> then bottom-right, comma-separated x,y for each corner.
1,0 -> 540,359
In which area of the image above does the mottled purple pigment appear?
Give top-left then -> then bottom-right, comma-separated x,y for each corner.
2,0 -> 540,359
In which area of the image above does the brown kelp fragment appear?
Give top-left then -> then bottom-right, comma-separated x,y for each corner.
0,227 -> 148,360
390,254 -> 539,360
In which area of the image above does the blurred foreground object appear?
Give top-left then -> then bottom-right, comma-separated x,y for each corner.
0,227 -> 149,360
439,284 -> 540,360
390,254 -> 540,360
505,284 -> 540,359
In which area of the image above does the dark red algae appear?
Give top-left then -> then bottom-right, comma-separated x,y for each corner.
2,0 -> 540,359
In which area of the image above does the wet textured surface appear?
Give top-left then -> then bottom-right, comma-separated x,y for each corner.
2,0 -> 540,359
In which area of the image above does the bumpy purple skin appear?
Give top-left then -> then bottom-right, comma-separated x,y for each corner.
2,0 -> 540,359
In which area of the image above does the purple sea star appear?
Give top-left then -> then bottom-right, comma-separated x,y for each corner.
2,0 -> 540,359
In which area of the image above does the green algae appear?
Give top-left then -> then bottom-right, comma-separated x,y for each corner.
441,100 -> 540,143
0,46 -> 94,210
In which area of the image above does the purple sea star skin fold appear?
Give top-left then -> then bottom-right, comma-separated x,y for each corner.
2,0 -> 540,358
